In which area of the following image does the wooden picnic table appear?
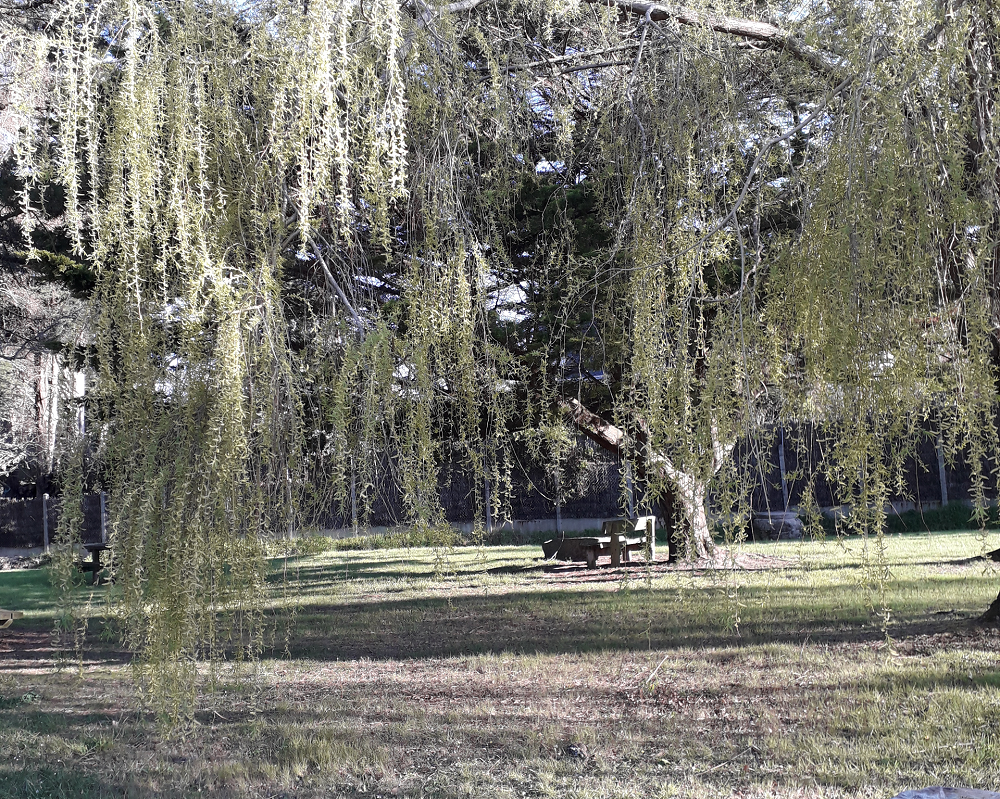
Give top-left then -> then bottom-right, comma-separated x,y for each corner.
0,610 -> 24,629
79,542 -> 111,585
543,516 -> 656,569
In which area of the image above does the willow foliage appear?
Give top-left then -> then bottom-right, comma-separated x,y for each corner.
4,0 -> 999,709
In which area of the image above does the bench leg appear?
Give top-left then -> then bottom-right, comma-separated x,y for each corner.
90,551 -> 100,585
586,548 -> 597,569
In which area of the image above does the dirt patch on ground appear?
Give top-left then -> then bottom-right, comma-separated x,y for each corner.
0,628 -> 130,673
892,624 -> 1000,655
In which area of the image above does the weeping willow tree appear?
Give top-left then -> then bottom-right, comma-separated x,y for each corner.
3,0 -> 1000,709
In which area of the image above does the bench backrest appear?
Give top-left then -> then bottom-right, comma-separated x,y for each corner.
601,515 -> 656,563
601,515 -> 656,537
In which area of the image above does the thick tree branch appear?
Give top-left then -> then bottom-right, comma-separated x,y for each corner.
558,397 -> 723,560
561,59 -> 631,74
558,397 -> 626,454
435,0 -> 844,76
507,42 -> 642,71
584,0 -> 845,77
443,0 -> 963,81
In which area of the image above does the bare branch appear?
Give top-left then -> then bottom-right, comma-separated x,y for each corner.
432,0 -> 845,76
438,0 -> 486,12
308,240 -> 367,338
507,42 -> 642,71
663,73 -> 855,273
560,59 -> 631,74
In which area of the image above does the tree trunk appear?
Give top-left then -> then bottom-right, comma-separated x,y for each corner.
672,471 -> 714,560
653,484 -> 680,563
965,5 -> 1000,626
978,589 -> 1000,624
559,398 -> 721,562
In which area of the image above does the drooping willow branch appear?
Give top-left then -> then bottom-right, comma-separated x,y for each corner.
7,0 -> 1000,710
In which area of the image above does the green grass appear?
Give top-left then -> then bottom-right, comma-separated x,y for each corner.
1,531 -> 1000,798
884,503 -> 1000,534
0,566 -> 59,624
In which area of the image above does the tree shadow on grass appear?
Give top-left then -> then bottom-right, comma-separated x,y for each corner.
280,575 -> 996,662
0,766 -> 118,799
0,628 -> 130,672
268,553 -> 547,586
854,664 -> 1000,695
0,703 -> 122,733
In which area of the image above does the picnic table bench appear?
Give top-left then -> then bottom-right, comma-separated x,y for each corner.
0,610 -> 24,629
543,516 -> 656,569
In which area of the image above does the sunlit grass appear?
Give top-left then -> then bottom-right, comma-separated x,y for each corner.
1,531 -> 999,798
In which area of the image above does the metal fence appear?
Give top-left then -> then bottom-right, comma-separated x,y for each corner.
0,493 -> 106,549
0,424 -> 985,548
739,425 -> 976,514
313,437 -> 634,529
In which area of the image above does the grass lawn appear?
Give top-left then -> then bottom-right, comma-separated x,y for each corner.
1,531 -> 1000,798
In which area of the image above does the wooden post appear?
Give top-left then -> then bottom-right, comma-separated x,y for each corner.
646,516 -> 655,561
42,494 -> 49,553
611,525 -> 621,567
936,436 -> 948,507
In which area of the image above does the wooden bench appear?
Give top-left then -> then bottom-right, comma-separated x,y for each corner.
0,610 -> 24,629
543,516 -> 656,569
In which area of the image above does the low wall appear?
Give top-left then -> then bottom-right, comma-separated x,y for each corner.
0,546 -> 44,558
